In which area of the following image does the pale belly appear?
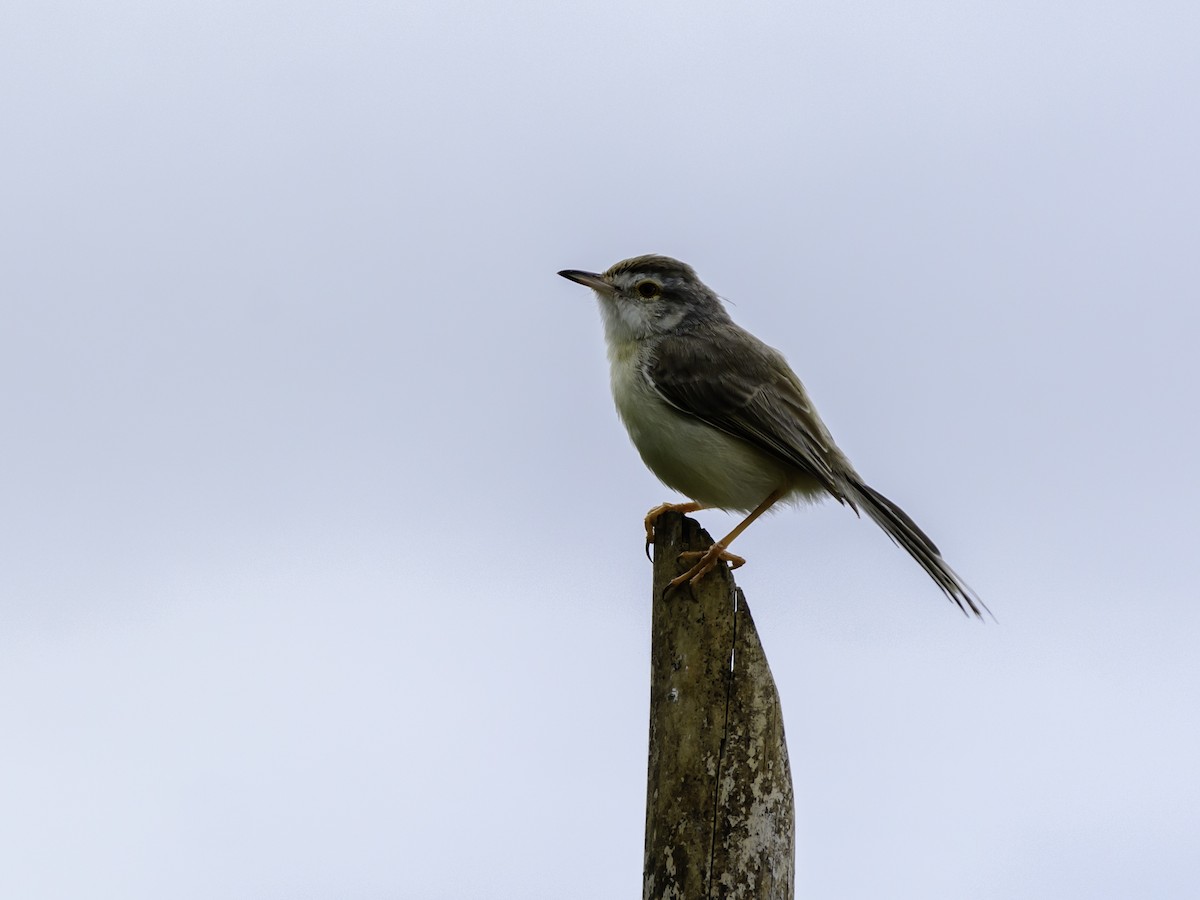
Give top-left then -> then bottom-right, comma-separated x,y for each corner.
611,361 -> 821,512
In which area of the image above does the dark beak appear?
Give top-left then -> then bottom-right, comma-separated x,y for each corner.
558,269 -> 611,293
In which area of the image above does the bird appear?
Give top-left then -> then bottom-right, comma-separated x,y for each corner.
558,254 -> 986,619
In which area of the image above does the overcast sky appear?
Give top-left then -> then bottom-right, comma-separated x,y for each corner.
2,2 -> 1198,898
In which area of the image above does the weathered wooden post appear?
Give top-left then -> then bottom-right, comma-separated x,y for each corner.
644,512 -> 796,900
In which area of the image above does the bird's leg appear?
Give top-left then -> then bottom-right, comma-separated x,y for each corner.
668,489 -> 784,590
644,501 -> 705,560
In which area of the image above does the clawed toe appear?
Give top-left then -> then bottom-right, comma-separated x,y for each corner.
644,501 -> 703,561
667,545 -> 747,590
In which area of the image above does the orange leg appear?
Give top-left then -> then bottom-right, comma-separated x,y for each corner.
644,501 -> 705,560
668,489 -> 784,590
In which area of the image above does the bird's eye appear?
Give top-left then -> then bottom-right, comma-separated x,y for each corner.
636,281 -> 661,299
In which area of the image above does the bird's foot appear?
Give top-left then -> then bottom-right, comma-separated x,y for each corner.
667,544 -> 746,590
643,501 -> 703,560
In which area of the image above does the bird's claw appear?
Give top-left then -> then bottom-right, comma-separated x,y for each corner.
667,545 -> 746,591
644,502 -> 689,562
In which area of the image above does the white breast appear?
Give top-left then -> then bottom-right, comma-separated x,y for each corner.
608,346 -> 795,512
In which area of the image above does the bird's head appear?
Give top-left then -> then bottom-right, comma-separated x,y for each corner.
559,254 -> 729,345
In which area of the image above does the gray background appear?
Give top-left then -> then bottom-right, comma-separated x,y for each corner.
3,2 -> 1198,898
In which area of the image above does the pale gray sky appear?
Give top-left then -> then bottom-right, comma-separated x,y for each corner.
2,2 -> 1198,898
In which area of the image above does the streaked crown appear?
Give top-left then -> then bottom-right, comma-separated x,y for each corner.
604,254 -> 699,284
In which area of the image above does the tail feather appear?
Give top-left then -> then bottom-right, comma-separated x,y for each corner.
848,482 -> 989,620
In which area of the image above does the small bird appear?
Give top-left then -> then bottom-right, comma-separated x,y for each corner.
559,254 -> 986,618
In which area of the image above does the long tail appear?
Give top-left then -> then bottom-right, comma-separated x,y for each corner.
846,481 -> 989,620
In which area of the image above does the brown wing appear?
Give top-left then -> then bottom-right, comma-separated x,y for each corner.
643,325 -> 854,505
646,325 -> 987,617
